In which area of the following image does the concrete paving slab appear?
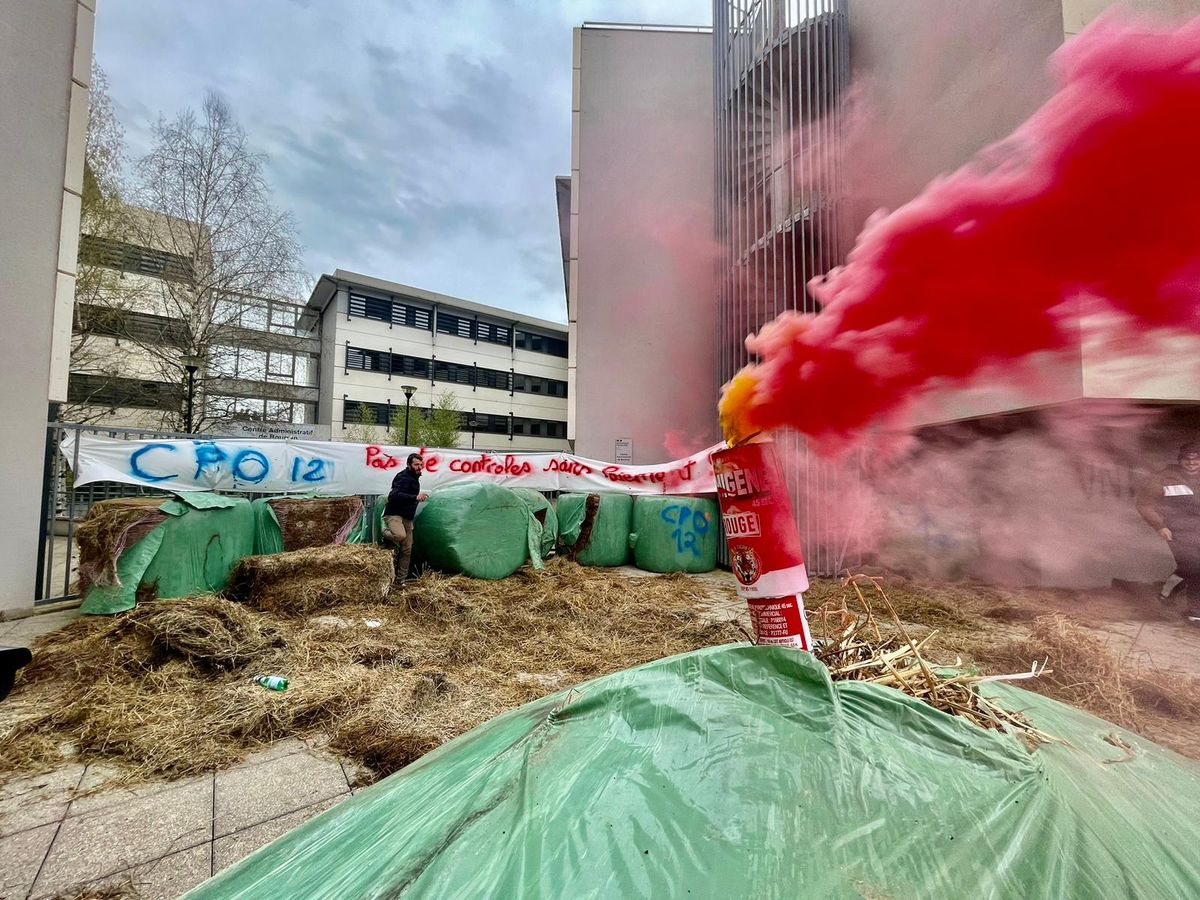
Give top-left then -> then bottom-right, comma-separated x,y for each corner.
0,764 -> 84,838
0,821 -> 57,900
68,766 -> 207,817
213,795 -> 344,874
215,748 -> 349,838
44,842 -> 213,900
3,610 -> 82,648
33,774 -> 213,896
120,842 -> 213,900
227,736 -> 308,770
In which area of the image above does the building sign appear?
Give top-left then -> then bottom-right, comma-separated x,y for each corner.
61,433 -> 723,497
216,422 -> 332,441
615,438 -> 633,464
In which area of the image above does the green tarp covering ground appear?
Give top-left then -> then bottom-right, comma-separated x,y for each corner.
629,495 -> 718,573
187,645 -> 1200,899
557,492 -> 633,567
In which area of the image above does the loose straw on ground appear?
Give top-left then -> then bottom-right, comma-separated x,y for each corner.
813,574 -> 1057,747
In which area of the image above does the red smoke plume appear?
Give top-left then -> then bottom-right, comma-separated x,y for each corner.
720,14 -> 1200,448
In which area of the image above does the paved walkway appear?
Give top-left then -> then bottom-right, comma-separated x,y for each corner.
1,607 -> 365,898
0,609 -> 82,650
0,739 -> 364,899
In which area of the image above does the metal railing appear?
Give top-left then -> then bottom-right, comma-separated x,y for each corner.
38,423 -> 190,605
714,0 -> 855,576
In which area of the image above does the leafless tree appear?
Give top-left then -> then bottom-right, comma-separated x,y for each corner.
122,92 -> 305,432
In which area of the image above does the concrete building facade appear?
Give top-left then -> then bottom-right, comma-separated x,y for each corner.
306,271 -> 569,452
566,24 -> 719,466
1,0 -> 94,614
68,209 -> 322,433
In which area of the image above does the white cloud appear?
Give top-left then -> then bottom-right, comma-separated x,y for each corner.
95,0 -> 710,323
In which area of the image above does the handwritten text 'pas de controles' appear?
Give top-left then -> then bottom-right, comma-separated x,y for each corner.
365,446 -> 699,485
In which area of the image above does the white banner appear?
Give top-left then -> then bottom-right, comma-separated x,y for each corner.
60,434 -> 722,496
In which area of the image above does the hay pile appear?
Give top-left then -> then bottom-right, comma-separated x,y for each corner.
74,498 -> 169,593
0,560 -> 742,783
269,496 -> 363,550
970,615 -> 1200,731
226,544 -> 394,614
808,574 -> 1200,757
811,577 -> 1052,747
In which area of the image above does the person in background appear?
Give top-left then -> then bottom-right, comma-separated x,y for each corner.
383,453 -> 429,583
1136,441 -> 1200,625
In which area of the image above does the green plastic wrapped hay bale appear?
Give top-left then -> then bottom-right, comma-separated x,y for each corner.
412,484 -> 531,580
557,492 -> 633,567
140,494 -> 255,599
629,496 -> 718,573
80,493 -> 254,614
510,488 -> 558,568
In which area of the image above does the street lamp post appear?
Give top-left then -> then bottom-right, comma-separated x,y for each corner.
469,412 -> 478,450
181,353 -> 205,434
401,384 -> 417,444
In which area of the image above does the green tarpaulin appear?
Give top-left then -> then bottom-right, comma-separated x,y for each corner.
345,496 -> 386,546
190,645 -> 1200,899
139,496 -> 254,600
629,496 -> 719,573
251,498 -> 287,556
79,526 -> 167,615
557,492 -> 633,567
412,483 -> 531,580
80,494 -> 254,614
510,488 -> 558,569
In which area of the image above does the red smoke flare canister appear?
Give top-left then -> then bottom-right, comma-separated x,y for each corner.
712,441 -> 813,650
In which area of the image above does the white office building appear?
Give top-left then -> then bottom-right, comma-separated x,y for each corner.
305,271 -> 570,452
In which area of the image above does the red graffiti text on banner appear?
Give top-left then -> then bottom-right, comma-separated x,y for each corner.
365,446 -> 400,470
603,460 -> 697,489
417,449 -> 440,473
544,458 -> 593,476
449,454 -> 534,476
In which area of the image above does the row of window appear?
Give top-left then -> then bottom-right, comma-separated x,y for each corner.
80,234 -> 195,283
514,330 -> 568,357
345,346 -> 568,398
75,303 -> 190,347
68,373 -> 183,410
343,399 -> 568,440
347,292 -> 568,357
67,373 -> 317,427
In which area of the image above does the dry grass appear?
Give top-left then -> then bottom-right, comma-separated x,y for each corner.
46,881 -> 139,900
0,560 -> 741,785
968,615 -> 1200,731
810,576 -> 1053,747
807,574 -> 1200,755
226,544 -> 394,615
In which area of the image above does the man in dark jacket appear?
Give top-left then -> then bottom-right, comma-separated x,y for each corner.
384,454 -> 429,582
1136,441 -> 1200,623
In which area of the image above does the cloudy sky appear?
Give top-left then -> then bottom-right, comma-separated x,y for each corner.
95,0 -> 711,323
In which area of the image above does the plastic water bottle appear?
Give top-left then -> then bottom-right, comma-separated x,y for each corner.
253,675 -> 288,691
